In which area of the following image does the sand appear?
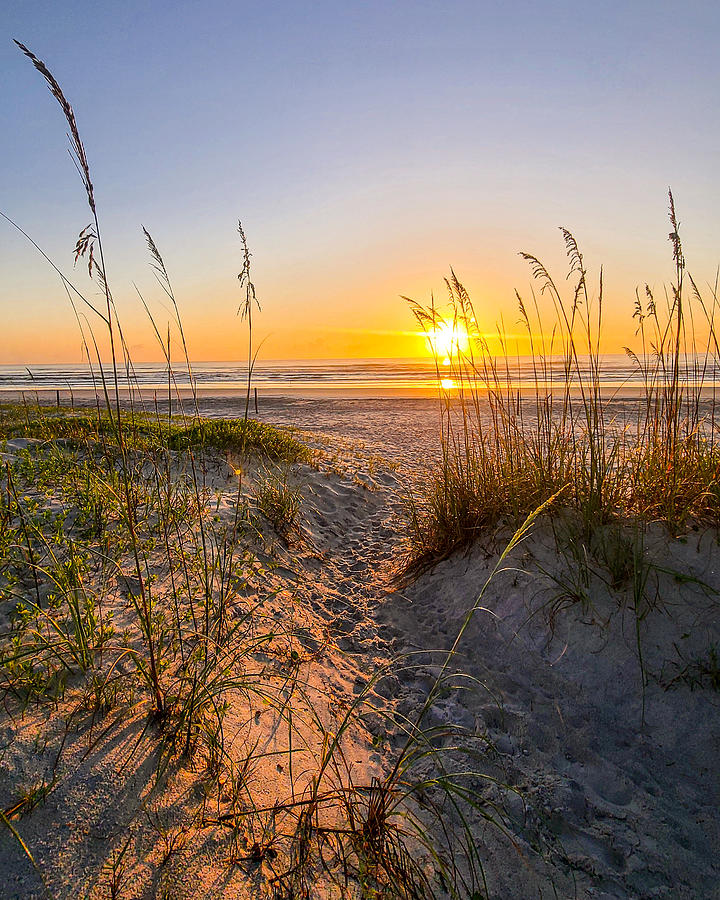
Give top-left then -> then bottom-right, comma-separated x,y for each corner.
1,397 -> 719,898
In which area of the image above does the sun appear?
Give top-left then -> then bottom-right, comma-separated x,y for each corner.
426,321 -> 469,364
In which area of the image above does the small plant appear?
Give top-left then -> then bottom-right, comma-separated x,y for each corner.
102,836 -> 133,900
662,643 -> 720,692
237,220 -> 261,426
252,467 -> 302,537
539,517 -> 595,614
147,810 -> 192,867
3,777 -> 55,820
591,522 -> 645,589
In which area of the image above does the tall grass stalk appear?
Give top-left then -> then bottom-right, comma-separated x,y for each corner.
237,220 -> 261,424
13,41 -> 167,713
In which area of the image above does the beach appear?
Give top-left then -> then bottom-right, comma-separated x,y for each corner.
0,395 -> 718,898
4,3 -> 720,896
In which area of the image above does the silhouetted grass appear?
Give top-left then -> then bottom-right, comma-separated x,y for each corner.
406,195 -> 720,571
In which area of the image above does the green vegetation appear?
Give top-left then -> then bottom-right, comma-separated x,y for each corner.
251,465 -> 303,536
0,403 -> 309,462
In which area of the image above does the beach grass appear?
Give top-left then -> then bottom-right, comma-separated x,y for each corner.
0,402 -> 309,462
0,41 -> 508,899
0,397 -> 497,897
405,199 -> 720,571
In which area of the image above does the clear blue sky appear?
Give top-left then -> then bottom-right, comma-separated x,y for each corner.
2,0 -> 719,361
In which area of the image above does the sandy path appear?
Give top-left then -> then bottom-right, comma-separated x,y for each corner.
0,441 -> 410,899
274,404 -> 720,898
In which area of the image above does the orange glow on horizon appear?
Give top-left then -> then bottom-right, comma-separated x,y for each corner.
1,256 -> 703,364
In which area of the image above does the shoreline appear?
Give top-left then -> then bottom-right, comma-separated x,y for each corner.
4,382 -> 720,401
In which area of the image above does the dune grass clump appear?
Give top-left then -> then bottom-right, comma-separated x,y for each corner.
251,466 -> 303,537
406,197 -> 720,569
0,403 -> 309,463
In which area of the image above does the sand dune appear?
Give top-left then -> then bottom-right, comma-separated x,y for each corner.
0,400 -> 719,898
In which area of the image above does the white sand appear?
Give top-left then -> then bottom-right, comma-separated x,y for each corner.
0,398 -> 719,898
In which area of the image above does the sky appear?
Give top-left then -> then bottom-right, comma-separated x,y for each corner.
1,0 -> 719,363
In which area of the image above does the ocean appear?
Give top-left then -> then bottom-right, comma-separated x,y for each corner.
1,355 -> 719,397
